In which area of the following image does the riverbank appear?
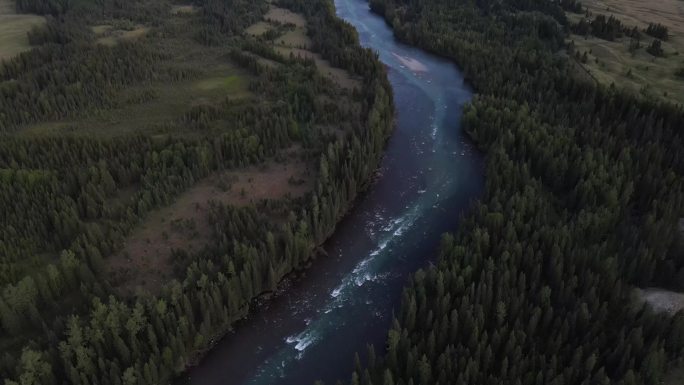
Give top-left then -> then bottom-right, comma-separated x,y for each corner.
175,0 -> 483,383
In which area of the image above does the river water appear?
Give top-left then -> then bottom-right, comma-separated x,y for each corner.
176,0 -> 483,384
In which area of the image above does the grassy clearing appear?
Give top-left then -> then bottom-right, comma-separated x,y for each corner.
108,151 -> 313,295
264,6 -> 306,27
568,0 -> 684,104
194,74 -> 249,91
21,64 -> 251,136
276,46 -> 361,89
95,25 -> 150,46
246,21 -> 271,36
247,5 -> 361,89
170,4 -> 196,14
277,28 -> 312,49
0,0 -> 45,61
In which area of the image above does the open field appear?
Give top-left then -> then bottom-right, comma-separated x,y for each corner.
170,4 -> 197,14
108,152 -> 313,295
246,21 -> 271,36
635,287 -> 684,315
23,7 -> 253,137
93,24 -> 150,46
248,6 -> 361,89
567,0 -> 684,104
264,6 -> 306,27
21,64 -> 251,136
0,0 -> 45,61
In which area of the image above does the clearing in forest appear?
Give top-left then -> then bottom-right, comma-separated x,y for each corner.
635,287 -> 684,315
170,4 -> 197,14
0,0 -> 45,61
93,24 -> 150,46
22,64 -> 250,136
107,153 -> 313,295
246,5 -> 361,89
567,0 -> 684,104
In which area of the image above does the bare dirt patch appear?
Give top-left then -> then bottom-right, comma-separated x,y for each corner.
107,154 -> 313,295
635,287 -> 684,315
276,46 -> 361,89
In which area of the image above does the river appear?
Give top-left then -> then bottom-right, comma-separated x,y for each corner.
175,0 -> 483,384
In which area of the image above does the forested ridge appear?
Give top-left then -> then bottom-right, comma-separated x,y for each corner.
339,0 -> 684,384
0,0 -> 393,383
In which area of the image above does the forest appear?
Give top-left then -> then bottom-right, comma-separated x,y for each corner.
0,0 -> 393,383
333,0 -> 684,384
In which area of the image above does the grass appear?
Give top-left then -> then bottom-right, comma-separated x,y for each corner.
264,6 -> 306,27
108,151 -> 313,296
22,5 -> 254,137
22,64 -> 251,136
567,0 -> 684,105
278,28 -> 312,49
170,4 -> 196,14
94,25 -> 150,46
246,21 -> 271,36
0,0 -> 45,61
247,5 -> 361,89
194,74 -> 249,91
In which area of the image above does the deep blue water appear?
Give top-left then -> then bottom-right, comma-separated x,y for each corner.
176,0 -> 484,384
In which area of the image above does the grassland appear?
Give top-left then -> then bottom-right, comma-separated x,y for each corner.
108,149 -> 314,295
0,0 -> 45,61
23,64 -> 251,136
22,5 -> 252,137
13,1 -> 352,296
93,24 -> 150,46
247,5 -> 362,89
567,0 -> 684,105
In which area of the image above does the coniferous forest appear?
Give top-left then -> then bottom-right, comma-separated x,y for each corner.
2,0 -> 684,383
0,0 -> 393,383
337,0 -> 684,384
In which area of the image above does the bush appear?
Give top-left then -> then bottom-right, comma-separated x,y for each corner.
647,39 -> 664,57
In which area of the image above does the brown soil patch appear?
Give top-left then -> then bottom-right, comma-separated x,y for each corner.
107,153 -> 313,295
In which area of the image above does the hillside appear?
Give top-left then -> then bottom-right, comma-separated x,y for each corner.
0,0 -> 393,383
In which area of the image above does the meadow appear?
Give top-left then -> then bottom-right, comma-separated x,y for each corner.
567,0 -> 684,104
0,0 -> 44,61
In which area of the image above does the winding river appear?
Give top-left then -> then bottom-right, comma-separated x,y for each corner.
176,0 -> 484,384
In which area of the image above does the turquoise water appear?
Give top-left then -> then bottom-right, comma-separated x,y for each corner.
177,0 -> 483,384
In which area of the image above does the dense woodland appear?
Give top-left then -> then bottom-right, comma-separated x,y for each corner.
333,0 -> 684,384
0,0 -> 393,383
